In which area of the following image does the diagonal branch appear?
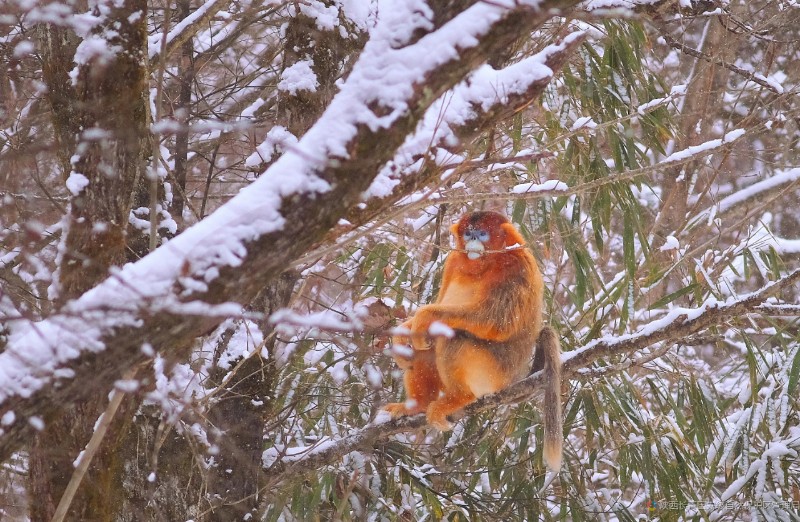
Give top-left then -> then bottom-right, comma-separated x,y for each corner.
148,0 -> 231,66
659,32 -> 784,94
343,31 -> 587,229
265,267 -> 800,485
0,0 -> 581,463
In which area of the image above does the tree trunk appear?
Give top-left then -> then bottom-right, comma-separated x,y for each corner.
29,0 -> 151,519
204,4 -> 362,516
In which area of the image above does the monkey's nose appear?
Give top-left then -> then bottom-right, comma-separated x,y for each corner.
464,239 -> 484,260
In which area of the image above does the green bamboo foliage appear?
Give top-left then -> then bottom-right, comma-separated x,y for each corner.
208,15 -> 800,522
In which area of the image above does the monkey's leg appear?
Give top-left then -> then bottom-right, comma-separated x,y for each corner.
384,349 -> 442,417
428,341 -> 507,430
426,387 -> 475,431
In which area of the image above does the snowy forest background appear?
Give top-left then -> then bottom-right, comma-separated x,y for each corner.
1,0 -> 799,520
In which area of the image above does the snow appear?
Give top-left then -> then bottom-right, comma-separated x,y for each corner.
562,281 -> 791,367
338,0 -> 375,31
215,320 -> 264,370
245,126 -> 298,167
298,0 -> 340,31
570,116 -> 598,131
662,128 -> 745,164
428,321 -> 454,338
390,343 -> 413,360
636,84 -> 686,115
70,34 -> 122,86
716,168 -> 800,214
720,459 -> 766,502
364,364 -> 382,388
271,308 -> 356,332
277,60 -> 319,95
65,172 -> 90,196
262,436 -> 336,467
511,179 -> 569,194
753,72 -> 785,94
365,31 -> 584,199
148,0 -> 227,59
28,416 -> 44,431
584,0 -> 661,9
113,379 -> 140,393
144,357 -> 205,424
762,441 -> 797,460
659,235 -> 679,252
12,40 -> 34,58
0,411 -> 14,426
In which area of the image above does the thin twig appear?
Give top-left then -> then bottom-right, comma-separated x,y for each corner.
660,32 -> 783,94
51,370 -> 137,522
150,4 -> 171,252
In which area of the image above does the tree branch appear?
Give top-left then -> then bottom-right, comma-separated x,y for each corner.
265,267 -> 800,485
659,32 -> 784,94
0,0 -> 581,463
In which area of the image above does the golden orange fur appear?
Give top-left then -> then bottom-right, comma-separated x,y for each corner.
384,211 -> 563,470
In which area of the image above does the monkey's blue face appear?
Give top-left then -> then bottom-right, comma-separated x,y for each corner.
463,228 -> 490,260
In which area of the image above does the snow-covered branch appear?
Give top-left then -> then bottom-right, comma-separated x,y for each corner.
691,167 -> 800,227
0,0 -> 581,462
336,29 -> 586,231
147,0 -> 231,66
265,267 -> 800,485
415,128 -> 749,207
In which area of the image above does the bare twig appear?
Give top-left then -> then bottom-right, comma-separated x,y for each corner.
659,32 -> 783,94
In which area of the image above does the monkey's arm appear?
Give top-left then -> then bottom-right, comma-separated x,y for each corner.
410,303 -> 515,349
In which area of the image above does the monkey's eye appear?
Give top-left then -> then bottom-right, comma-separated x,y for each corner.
464,229 -> 490,242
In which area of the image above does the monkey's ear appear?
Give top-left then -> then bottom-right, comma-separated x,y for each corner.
500,222 -> 525,247
449,224 -> 460,237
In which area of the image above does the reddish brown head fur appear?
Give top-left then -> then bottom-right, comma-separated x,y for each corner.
450,211 -> 527,253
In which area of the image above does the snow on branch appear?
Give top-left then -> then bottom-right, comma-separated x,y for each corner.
365,31 -> 588,200
0,0 -> 582,462
661,128 -> 745,164
335,30 -> 587,237
427,128 -> 749,207
690,167 -> 800,229
265,268 -> 800,486
148,0 -> 231,65
659,32 -> 786,95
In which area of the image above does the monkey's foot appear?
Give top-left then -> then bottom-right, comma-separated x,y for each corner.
427,415 -> 453,431
383,400 -> 423,418
426,404 -> 454,431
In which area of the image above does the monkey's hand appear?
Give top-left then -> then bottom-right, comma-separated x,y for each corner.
390,319 -> 415,368
413,304 -> 512,349
410,307 -> 456,351
408,308 -> 434,351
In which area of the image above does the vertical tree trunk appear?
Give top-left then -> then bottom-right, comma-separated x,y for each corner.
29,1 -> 151,519
651,20 -> 735,244
202,5 -> 366,518
206,270 -> 299,520
172,0 -> 194,228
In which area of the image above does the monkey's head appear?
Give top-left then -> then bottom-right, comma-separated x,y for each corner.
450,211 -> 524,260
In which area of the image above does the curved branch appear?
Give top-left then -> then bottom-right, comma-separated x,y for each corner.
266,267 -> 800,485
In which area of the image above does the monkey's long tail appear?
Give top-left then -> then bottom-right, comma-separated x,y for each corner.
537,326 -> 563,472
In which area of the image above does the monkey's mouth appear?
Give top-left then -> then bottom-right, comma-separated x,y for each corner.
465,240 -> 485,260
